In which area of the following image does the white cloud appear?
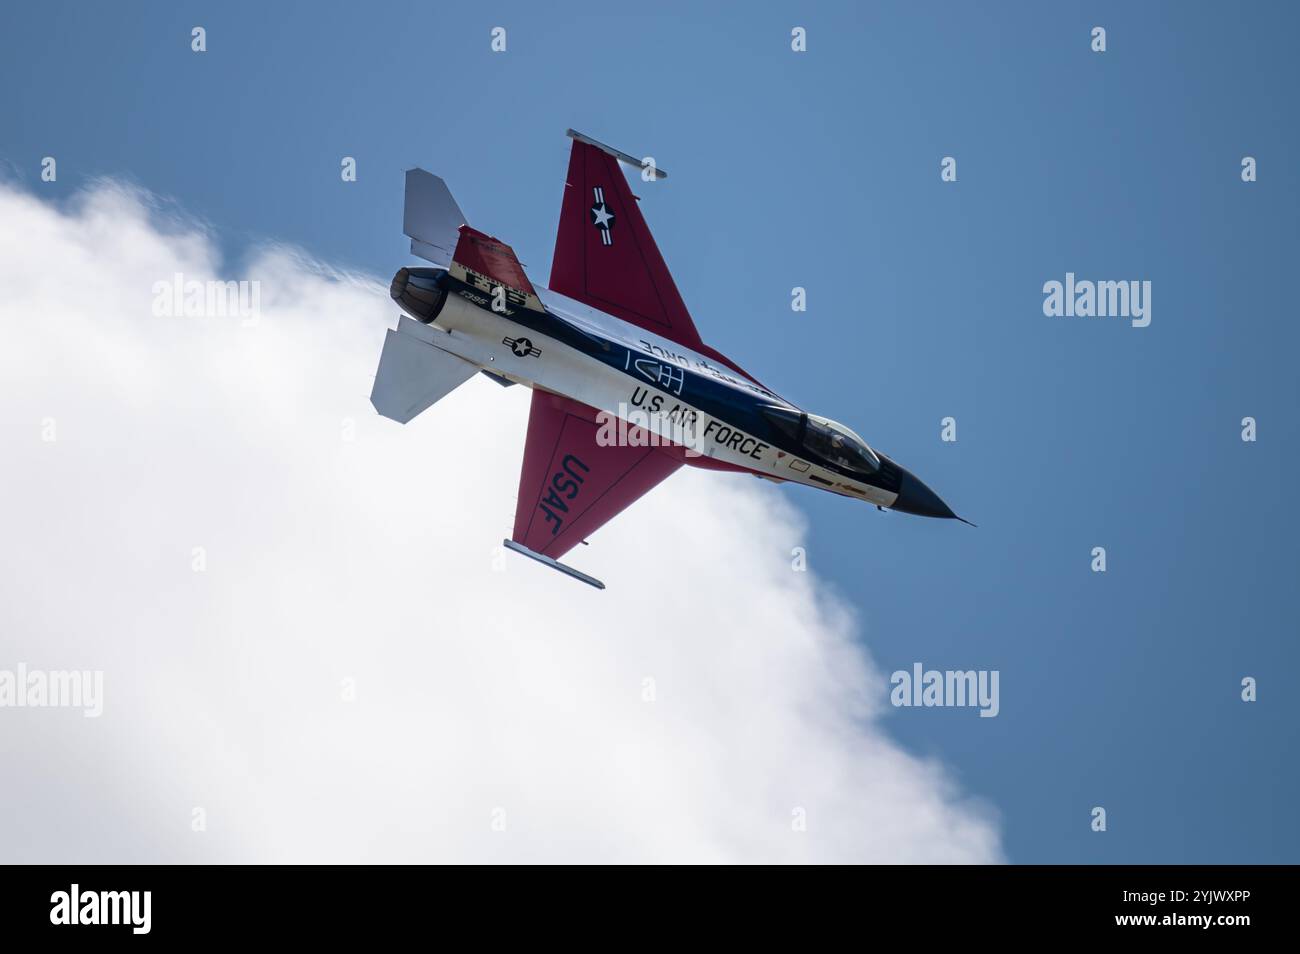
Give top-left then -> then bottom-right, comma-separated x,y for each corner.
0,181 -> 1001,863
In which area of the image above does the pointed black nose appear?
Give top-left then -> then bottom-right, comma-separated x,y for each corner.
890,465 -> 959,520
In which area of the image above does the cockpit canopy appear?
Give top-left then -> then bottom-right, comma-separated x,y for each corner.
760,406 -> 881,476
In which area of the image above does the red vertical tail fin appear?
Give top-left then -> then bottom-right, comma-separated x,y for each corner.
448,225 -> 543,313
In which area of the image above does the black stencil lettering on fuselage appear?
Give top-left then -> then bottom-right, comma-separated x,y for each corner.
539,454 -> 591,535
639,340 -> 690,368
629,388 -> 665,414
702,420 -> 769,461
664,403 -> 697,428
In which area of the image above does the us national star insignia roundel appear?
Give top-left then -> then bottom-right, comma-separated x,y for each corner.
590,186 -> 614,246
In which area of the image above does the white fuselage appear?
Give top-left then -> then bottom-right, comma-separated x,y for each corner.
410,283 -> 900,509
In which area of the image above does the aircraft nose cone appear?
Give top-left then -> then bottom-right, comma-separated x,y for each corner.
890,465 -> 959,521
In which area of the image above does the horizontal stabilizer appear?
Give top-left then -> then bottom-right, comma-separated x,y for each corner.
370,316 -> 478,423
404,169 -> 467,265
502,539 -> 605,590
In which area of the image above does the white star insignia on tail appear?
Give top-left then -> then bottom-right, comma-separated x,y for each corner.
590,187 -> 614,245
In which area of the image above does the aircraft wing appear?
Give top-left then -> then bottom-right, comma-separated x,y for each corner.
549,132 -> 762,382
548,133 -> 710,352
509,390 -> 681,568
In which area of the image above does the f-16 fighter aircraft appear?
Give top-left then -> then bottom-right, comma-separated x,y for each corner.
372,130 -> 967,588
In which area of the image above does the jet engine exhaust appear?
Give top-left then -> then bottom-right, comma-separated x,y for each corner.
390,266 -> 449,323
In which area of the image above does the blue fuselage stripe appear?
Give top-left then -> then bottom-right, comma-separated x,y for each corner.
446,276 -> 892,491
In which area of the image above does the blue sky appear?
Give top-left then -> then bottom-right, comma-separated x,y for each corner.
3,0 -> 1297,862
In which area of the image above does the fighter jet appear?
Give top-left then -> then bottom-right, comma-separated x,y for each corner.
372,130 -> 966,588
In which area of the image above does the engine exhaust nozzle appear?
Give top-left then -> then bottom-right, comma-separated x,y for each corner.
390,266 -> 449,323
